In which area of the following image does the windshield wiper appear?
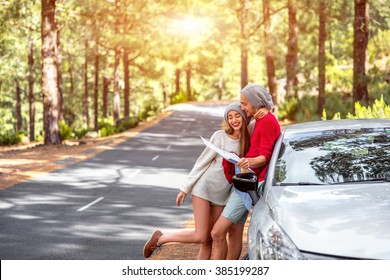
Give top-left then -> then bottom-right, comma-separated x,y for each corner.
279,182 -> 324,186
331,178 -> 390,184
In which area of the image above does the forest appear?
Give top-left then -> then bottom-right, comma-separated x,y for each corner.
0,0 -> 389,145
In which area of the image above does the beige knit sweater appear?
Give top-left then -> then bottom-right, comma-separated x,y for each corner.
179,130 -> 240,205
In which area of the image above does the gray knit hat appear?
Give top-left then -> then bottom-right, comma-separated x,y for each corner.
224,102 -> 249,125
240,84 -> 274,110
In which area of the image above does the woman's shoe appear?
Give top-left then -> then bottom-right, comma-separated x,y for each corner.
143,230 -> 163,258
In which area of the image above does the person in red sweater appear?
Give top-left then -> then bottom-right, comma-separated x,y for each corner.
211,84 -> 281,260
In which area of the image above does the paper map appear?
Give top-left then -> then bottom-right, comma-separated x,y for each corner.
200,136 -> 240,164
200,136 -> 254,173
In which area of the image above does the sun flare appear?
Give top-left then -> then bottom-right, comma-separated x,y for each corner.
168,16 -> 212,41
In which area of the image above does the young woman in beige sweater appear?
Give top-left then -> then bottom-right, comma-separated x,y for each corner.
143,102 -> 250,259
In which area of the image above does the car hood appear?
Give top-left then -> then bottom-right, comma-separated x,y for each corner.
267,183 -> 390,259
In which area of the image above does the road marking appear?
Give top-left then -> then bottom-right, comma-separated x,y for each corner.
128,169 -> 141,178
152,155 -> 159,161
77,197 -> 104,212
166,145 -> 171,150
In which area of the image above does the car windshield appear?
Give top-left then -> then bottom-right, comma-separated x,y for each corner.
274,127 -> 390,185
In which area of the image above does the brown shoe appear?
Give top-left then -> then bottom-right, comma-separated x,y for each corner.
143,230 -> 163,258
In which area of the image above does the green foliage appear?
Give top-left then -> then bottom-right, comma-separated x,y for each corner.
367,65 -> 390,105
332,112 -> 341,120
170,90 -> 188,105
323,92 -> 353,119
0,130 -> 23,145
73,127 -> 92,139
116,117 -> 139,133
30,116 -> 140,143
279,92 -> 356,122
18,130 -> 26,143
324,95 -> 390,120
98,127 -> 115,138
278,94 -> 319,123
59,120 -> 94,140
321,109 -> 327,121
368,30 -> 390,62
0,105 -> 14,134
0,133 -> 19,145
59,115 -> 140,140
59,120 -> 73,141
277,96 -> 299,121
35,133 -> 44,143
138,104 -> 160,121
294,95 -> 319,122
326,62 -> 353,93
98,118 -> 116,137
346,96 -> 390,119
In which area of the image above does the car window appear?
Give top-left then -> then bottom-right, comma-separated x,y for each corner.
274,127 -> 390,185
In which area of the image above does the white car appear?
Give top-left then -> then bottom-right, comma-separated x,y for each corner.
246,119 -> 390,260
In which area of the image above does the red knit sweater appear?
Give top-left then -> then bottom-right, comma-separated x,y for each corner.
246,112 -> 280,181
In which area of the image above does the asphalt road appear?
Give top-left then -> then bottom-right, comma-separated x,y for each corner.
0,103 -> 226,260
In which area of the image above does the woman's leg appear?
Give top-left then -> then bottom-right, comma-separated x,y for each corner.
197,204 -> 224,260
157,195 -> 211,245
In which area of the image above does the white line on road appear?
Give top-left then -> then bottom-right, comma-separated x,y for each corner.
152,155 -> 159,161
128,169 -> 141,178
77,197 -> 104,212
166,145 -> 171,150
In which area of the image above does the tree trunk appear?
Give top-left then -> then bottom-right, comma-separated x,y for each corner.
123,49 -> 130,117
241,43 -> 248,89
186,62 -> 192,101
15,80 -> 22,131
328,19 -> 333,55
353,0 -> 369,106
41,0 -> 61,145
28,37 -> 35,142
113,51 -> 121,125
94,42 -> 99,131
113,0 -> 121,126
84,33 -> 90,128
68,66 -> 75,125
286,0 -> 298,97
263,0 -> 277,106
318,1 -> 327,117
56,29 -> 64,121
162,82 -> 168,108
175,68 -> 180,94
217,77 -> 224,100
68,67 -> 74,96
239,0 -> 249,88
103,76 -> 110,118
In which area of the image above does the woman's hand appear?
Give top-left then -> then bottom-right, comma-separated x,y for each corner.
176,191 -> 187,207
254,107 -> 269,119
